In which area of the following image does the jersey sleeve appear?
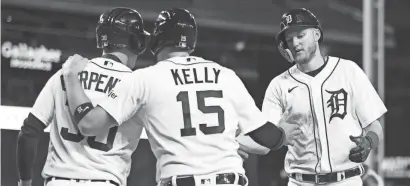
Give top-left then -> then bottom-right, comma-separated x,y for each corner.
350,62 -> 387,127
98,71 -> 146,126
30,71 -> 59,126
261,78 -> 284,125
229,72 -> 267,134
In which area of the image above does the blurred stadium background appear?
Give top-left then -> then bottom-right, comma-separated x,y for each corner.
1,0 -> 410,185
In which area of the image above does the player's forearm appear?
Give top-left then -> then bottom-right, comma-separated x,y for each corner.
64,72 -> 91,116
236,134 -> 270,155
17,114 -> 45,181
364,119 -> 384,150
17,132 -> 38,181
78,106 -> 115,136
246,122 -> 285,150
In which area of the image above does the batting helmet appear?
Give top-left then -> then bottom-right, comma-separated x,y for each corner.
149,8 -> 197,56
96,7 -> 149,55
276,8 -> 323,48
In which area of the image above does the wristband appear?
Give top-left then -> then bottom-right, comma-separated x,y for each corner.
276,127 -> 286,149
74,102 -> 94,123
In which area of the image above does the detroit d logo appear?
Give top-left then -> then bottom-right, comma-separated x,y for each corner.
285,15 -> 292,24
326,88 -> 347,122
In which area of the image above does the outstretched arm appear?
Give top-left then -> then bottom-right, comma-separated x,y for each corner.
63,55 -> 116,136
231,73 -> 300,152
236,133 -> 270,155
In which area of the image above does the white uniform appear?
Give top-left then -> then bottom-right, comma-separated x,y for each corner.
262,56 -> 387,185
31,57 -> 143,186
98,56 -> 267,183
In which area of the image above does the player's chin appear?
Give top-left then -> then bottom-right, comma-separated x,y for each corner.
294,56 -> 307,64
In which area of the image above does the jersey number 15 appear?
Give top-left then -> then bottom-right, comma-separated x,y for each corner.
177,90 -> 225,137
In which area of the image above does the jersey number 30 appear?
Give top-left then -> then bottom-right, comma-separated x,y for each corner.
60,126 -> 117,152
177,90 -> 225,137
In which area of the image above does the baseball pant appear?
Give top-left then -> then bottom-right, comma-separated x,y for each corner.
45,178 -> 118,186
288,175 -> 362,186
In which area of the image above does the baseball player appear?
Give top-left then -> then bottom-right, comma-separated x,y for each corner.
62,8 -> 302,186
16,7 -> 149,186
262,8 -> 387,186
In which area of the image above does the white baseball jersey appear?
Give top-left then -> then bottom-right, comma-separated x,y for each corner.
98,56 -> 267,180
262,56 -> 387,174
31,57 -> 143,186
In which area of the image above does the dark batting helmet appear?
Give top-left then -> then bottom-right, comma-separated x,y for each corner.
276,8 -> 323,48
96,7 -> 149,55
149,8 -> 197,56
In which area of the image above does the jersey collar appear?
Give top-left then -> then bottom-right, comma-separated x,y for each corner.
288,56 -> 340,84
92,57 -> 132,72
102,53 -> 122,63
163,56 -> 210,65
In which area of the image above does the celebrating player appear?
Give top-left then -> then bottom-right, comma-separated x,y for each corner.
262,8 -> 387,186
16,7 -> 149,186
63,8 -> 301,186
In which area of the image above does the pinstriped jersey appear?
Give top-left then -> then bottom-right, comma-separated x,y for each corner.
262,56 -> 387,174
31,57 -> 143,186
98,56 -> 267,181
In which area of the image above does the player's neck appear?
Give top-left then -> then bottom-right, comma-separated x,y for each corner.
103,52 -> 128,65
156,51 -> 189,62
296,51 -> 325,73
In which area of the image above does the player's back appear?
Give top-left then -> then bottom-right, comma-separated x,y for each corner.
138,56 -> 261,179
42,57 -> 143,185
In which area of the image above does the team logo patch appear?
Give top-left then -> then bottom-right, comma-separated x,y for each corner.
281,14 -> 293,28
326,88 -> 347,122
288,86 -> 298,93
285,15 -> 293,25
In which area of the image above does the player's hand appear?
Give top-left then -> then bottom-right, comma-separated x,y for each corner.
62,54 -> 88,77
349,135 -> 372,163
18,179 -> 32,186
277,106 -> 302,146
280,123 -> 301,146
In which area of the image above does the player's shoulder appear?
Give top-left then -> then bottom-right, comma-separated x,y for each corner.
201,58 -> 239,79
266,75 -> 284,93
48,69 -> 63,83
330,56 -> 363,72
267,65 -> 296,89
190,56 -> 236,74
40,69 -> 64,93
329,56 -> 357,67
128,65 -> 154,80
204,60 -> 236,75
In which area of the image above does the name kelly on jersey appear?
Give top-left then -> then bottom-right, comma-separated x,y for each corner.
171,67 -> 221,85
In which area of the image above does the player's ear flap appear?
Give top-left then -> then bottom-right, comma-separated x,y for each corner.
314,29 -> 321,42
